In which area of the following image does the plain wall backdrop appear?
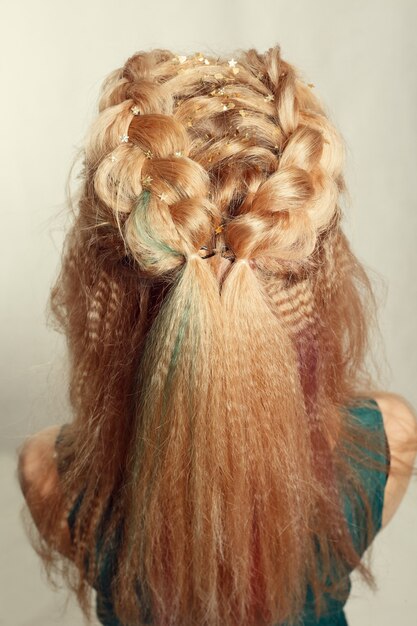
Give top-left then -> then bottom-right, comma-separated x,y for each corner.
0,1 -> 416,625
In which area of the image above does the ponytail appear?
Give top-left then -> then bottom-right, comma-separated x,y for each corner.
116,231 -> 224,623
220,258 -> 316,622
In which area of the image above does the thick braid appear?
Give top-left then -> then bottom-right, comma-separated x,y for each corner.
84,53 -> 221,281
222,48 -> 345,272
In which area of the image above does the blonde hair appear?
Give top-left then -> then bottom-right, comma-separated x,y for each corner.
29,45 -> 391,626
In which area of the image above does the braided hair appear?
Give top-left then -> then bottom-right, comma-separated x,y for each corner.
32,45 -> 386,626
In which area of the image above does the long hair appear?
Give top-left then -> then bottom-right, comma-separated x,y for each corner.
25,45 -> 395,626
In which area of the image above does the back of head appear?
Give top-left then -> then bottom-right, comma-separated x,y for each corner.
42,45 -> 385,626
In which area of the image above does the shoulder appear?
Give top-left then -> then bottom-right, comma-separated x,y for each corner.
373,392 -> 417,447
16,425 -> 73,558
17,426 -> 61,498
371,392 -> 417,529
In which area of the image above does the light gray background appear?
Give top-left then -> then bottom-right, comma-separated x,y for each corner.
1,0 -> 416,624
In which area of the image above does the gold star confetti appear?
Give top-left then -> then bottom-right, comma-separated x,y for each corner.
186,118 -> 193,127
158,192 -> 168,202
210,87 -> 226,96
228,58 -> 237,68
144,149 -> 153,159
214,73 -> 225,80
264,94 -> 274,102
174,150 -> 182,157
109,154 -> 117,162
177,55 -> 187,64
307,83 -> 315,88
141,175 -> 153,187
239,109 -> 246,117
196,53 -> 210,64
131,105 -> 141,115
222,102 -> 235,110
231,67 -> 239,75
119,134 -> 129,143
215,223 -> 225,234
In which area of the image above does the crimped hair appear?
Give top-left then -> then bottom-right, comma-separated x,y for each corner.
27,45 -> 391,626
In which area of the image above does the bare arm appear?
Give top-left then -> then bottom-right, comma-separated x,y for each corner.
373,392 -> 417,529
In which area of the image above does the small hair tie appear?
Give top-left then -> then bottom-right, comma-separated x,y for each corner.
188,252 -> 202,261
